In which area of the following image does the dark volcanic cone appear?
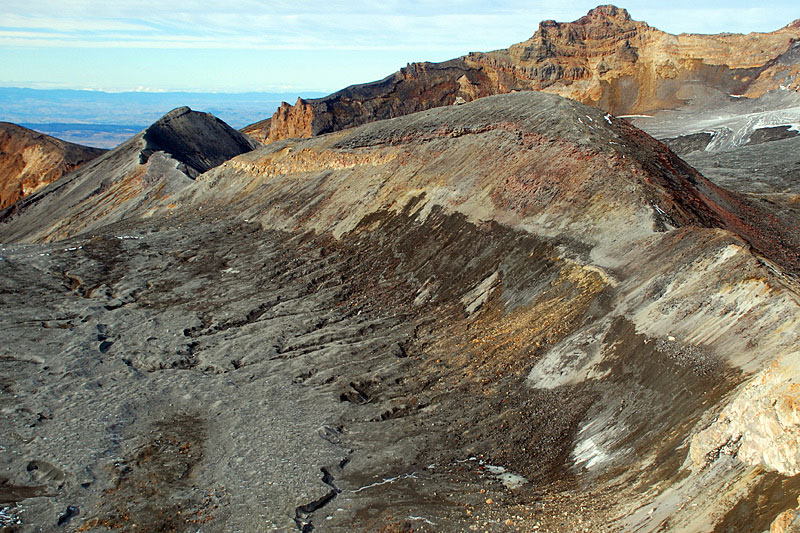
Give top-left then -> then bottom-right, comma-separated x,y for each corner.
0,107 -> 257,242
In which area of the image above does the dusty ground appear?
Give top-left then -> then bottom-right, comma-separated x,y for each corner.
1,206 -> 792,532
2,92 -> 800,532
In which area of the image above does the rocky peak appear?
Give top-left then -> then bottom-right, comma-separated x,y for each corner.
252,6 -> 800,143
534,4 -> 639,45
583,4 -> 631,23
140,106 -> 258,177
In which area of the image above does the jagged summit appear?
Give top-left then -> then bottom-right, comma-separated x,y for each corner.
248,5 -> 800,144
577,4 -> 633,26
585,4 -> 630,19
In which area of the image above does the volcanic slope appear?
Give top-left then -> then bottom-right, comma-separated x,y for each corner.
0,107 -> 258,243
0,123 -> 105,209
245,5 -> 800,143
2,92 -> 800,532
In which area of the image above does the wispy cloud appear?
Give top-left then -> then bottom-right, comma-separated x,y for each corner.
2,1 -> 797,93
2,1 -> 796,53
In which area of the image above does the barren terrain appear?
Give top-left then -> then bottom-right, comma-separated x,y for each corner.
2,91 -> 800,532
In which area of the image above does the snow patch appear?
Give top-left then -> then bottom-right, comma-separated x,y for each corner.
483,464 -> 529,489
461,271 -> 499,315
572,437 -> 609,469
352,472 -> 418,493
408,516 -> 436,525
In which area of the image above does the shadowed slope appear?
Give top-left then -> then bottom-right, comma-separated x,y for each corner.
0,107 -> 257,243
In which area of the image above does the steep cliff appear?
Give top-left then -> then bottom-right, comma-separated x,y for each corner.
0,123 -> 105,209
254,5 -> 800,143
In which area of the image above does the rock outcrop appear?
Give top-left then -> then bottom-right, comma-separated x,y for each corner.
0,123 -> 105,209
252,5 -> 800,143
0,107 -> 258,242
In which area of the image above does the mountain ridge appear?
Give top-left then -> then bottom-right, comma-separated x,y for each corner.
0,107 -> 257,242
245,4 -> 800,144
0,123 -> 105,209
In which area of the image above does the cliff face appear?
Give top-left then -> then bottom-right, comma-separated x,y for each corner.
0,123 -> 105,209
256,4 -> 800,143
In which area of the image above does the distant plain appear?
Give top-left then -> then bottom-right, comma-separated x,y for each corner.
1,87 -> 326,148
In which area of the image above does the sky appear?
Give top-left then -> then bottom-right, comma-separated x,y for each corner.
1,1 -> 798,94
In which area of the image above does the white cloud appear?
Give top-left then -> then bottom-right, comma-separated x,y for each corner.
2,1 -> 796,53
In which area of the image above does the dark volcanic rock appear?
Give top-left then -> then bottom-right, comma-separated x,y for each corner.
663,132 -> 714,155
139,106 -> 258,177
0,107 -> 257,242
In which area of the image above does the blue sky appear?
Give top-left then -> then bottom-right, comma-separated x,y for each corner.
1,1 -> 798,93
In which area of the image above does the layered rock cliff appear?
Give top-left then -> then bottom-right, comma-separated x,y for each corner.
0,123 -> 105,209
250,4 -> 800,143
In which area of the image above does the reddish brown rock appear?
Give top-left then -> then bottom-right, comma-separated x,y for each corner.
0,123 -> 105,209
254,5 -> 800,143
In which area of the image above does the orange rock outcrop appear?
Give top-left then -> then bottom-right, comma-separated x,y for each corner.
0,123 -> 105,209
256,5 -> 800,143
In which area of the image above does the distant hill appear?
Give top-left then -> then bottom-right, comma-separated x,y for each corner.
18,124 -> 146,150
0,123 -> 105,209
0,88 -> 326,147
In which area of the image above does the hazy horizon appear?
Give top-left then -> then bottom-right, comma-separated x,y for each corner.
0,87 -> 328,147
2,1 -> 798,94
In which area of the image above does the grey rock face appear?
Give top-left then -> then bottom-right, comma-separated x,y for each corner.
139,106 -> 258,177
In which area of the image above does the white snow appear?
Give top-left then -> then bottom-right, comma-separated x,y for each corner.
572,436 -> 610,469
482,462 -> 529,489
604,114 -> 613,125
352,472 -> 418,493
